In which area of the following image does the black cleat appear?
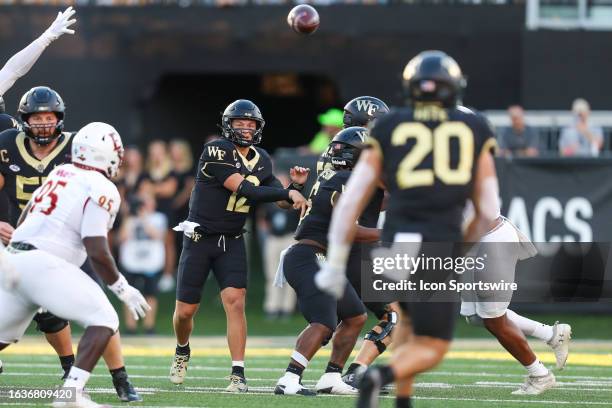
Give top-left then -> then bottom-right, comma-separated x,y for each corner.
357,367 -> 384,408
112,372 -> 143,402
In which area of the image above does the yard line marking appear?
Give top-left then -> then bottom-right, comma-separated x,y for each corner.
4,346 -> 612,367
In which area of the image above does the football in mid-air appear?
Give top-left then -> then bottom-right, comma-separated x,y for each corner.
287,5 -> 320,35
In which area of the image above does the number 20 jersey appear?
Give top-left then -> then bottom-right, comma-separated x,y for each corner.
368,105 -> 496,242
11,164 -> 120,267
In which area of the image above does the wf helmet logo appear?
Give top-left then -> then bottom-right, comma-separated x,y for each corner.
355,100 -> 380,117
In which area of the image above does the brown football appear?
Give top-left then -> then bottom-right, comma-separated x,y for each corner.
287,5 -> 320,35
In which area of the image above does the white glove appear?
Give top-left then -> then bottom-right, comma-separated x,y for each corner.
0,249 -> 19,290
314,261 -> 348,300
43,7 -> 77,42
108,274 -> 151,320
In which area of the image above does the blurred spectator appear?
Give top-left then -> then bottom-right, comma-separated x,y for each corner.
116,146 -> 151,213
305,108 -> 343,154
560,98 -> 603,157
169,139 -> 196,223
258,173 -> 298,320
498,105 -> 539,157
145,140 -> 179,292
119,192 -> 167,334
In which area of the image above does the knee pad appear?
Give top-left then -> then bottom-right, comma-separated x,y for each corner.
364,311 -> 397,354
464,314 -> 484,327
33,312 -> 69,334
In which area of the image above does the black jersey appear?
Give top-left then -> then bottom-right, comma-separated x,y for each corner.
0,129 -> 73,225
295,168 -> 347,246
368,105 -> 496,242
187,138 -> 279,235
315,148 -> 334,177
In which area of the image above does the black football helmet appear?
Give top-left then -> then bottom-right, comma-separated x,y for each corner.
18,86 -> 66,145
0,114 -> 19,133
220,99 -> 265,147
402,50 -> 466,108
343,96 -> 390,128
0,95 -> 5,113
328,126 -> 368,170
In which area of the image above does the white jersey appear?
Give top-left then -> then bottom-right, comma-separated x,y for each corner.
11,164 -> 120,267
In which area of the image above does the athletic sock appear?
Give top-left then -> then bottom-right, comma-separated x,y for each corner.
325,362 -> 343,374
110,366 -> 127,381
345,362 -> 364,375
525,359 -> 548,377
231,362 -> 245,377
506,310 -> 554,342
59,354 -> 75,376
286,362 -> 304,377
176,342 -> 190,356
395,396 -> 413,408
377,365 -> 395,385
63,366 -> 91,392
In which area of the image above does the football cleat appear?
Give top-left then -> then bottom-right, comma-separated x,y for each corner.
226,374 -> 248,393
511,371 -> 556,395
356,367 -> 385,408
547,321 -> 572,370
316,372 -> 358,395
112,371 -> 142,402
51,390 -> 110,408
169,352 -> 190,384
274,373 -> 316,396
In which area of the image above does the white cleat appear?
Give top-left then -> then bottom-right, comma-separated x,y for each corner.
0,359 -> 3,374
512,371 -> 556,395
316,372 -> 359,395
225,374 -> 248,393
547,321 -> 572,370
274,372 -> 316,396
169,353 -> 189,384
51,390 -> 110,408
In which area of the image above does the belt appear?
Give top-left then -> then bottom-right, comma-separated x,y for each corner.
9,242 -> 37,251
297,239 -> 326,252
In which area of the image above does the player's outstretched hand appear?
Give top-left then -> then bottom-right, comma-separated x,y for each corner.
44,6 -> 77,41
288,190 -> 309,218
289,166 -> 310,185
314,262 -> 347,300
108,274 -> 152,320
0,221 -> 14,245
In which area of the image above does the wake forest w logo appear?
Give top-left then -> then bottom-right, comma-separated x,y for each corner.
355,100 -> 380,117
208,146 -> 227,161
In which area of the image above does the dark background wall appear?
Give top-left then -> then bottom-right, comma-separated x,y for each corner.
0,5 -> 610,149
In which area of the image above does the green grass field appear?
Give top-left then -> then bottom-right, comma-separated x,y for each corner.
2,336 -> 612,407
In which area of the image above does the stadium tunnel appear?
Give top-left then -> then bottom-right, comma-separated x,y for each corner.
140,73 -> 342,154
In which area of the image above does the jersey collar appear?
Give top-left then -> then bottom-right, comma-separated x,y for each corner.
234,146 -> 260,172
16,132 -> 71,173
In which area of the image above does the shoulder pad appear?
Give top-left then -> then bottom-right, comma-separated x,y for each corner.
87,172 -> 121,219
457,105 -> 475,115
202,139 -> 234,164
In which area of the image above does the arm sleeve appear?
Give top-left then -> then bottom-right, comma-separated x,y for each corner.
0,35 -> 53,96
81,200 -> 112,239
237,179 -> 290,203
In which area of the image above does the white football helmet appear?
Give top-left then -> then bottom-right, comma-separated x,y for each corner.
72,122 -> 124,178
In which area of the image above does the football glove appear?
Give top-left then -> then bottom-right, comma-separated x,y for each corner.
314,261 -> 347,300
108,274 -> 151,320
43,7 -> 77,42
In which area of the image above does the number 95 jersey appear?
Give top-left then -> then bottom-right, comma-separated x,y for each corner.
11,163 -> 120,267
368,105 -> 496,242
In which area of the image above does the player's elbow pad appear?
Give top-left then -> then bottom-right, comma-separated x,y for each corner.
237,180 -> 290,203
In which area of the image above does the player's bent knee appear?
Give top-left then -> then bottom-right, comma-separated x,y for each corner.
33,312 -> 69,334
174,305 -> 198,321
82,305 -> 119,333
